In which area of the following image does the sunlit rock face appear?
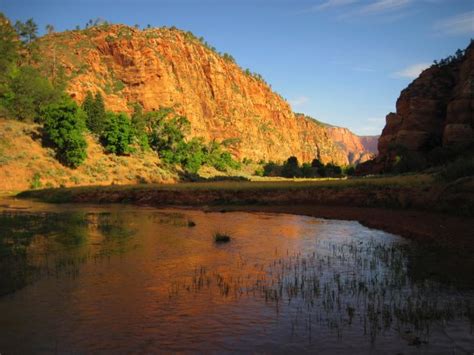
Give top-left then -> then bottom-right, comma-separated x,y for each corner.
325,126 -> 378,164
366,41 -> 474,173
36,25 -> 371,165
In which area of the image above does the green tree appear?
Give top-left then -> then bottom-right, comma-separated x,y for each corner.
0,13 -> 19,81
14,18 -> 37,44
311,158 -> 327,177
45,24 -> 55,34
325,163 -> 342,177
3,66 -> 60,121
130,103 -> 149,150
282,156 -> 301,178
182,138 -> 206,174
82,91 -> 106,134
100,112 -> 134,155
301,163 -> 316,178
42,98 -> 88,168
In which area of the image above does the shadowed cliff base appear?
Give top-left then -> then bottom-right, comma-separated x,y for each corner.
17,174 -> 474,248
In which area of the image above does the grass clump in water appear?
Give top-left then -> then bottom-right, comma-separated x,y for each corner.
214,232 -> 231,243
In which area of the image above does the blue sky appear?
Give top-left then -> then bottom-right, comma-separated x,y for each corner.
2,0 -> 473,135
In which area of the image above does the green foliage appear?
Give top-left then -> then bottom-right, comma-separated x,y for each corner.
142,108 -> 239,173
262,157 -> 345,178
325,163 -> 343,177
432,41 -> 470,67
0,14 -> 19,86
301,163 -> 316,178
438,156 -> 474,182
202,140 -> 240,171
45,24 -> 55,34
100,112 -> 134,155
390,145 -> 427,174
344,166 -> 356,176
148,111 -> 190,159
30,172 -> 42,189
281,156 -> 302,178
182,138 -> 206,174
254,168 -> 264,176
42,98 -> 88,168
13,18 -> 37,44
222,53 -> 235,63
2,66 -> 60,121
130,103 -> 149,150
82,91 -> 106,134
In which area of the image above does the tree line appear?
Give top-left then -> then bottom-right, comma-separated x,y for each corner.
256,156 -> 354,178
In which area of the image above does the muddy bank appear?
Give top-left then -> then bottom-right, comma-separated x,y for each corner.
17,179 -> 474,248
18,177 -> 474,215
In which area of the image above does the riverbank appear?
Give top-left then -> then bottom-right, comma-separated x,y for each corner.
16,174 -> 474,248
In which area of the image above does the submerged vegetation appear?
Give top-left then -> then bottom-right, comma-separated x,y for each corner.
1,207 -> 472,351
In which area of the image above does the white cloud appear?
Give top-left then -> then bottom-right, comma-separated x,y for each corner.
434,11 -> 474,35
358,0 -> 412,15
393,62 -> 431,79
338,0 -> 412,19
289,96 -> 310,106
313,0 -> 358,11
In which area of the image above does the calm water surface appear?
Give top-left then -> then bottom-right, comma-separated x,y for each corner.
0,199 -> 473,353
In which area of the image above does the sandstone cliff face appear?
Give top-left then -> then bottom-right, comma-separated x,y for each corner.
37,25 -> 371,165
363,41 -> 473,173
325,126 -> 378,164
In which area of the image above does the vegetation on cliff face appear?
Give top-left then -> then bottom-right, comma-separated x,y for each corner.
0,13 -> 377,191
31,19 -> 372,165
0,14 -> 240,185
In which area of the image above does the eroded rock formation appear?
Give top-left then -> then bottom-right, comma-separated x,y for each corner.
359,41 -> 473,173
37,25 -> 372,165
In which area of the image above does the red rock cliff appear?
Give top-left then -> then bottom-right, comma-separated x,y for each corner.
37,25 -> 371,165
361,41 -> 473,173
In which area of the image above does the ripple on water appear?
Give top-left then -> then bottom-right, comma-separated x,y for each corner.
0,203 -> 473,353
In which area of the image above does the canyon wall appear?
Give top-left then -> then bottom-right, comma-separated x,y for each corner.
37,25 -> 372,165
359,41 -> 473,173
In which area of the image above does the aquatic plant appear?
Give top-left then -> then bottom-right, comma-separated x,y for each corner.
214,232 -> 231,243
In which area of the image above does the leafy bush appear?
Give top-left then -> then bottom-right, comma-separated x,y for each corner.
393,151 -> 427,174
42,98 -> 88,168
100,112 -> 134,155
30,172 -> 42,189
181,138 -> 205,174
438,156 -> 474,182
145,108 -> 239,173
